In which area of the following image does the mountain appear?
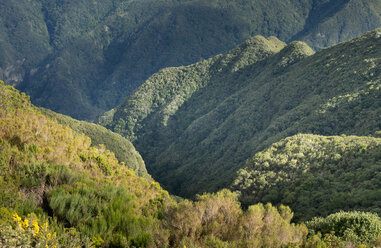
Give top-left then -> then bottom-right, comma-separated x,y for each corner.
0,80 -> 317,248
232,134 -> 381,221
40,108 -> 150,178
1,0 -> 381,120
103,28 -> 381,197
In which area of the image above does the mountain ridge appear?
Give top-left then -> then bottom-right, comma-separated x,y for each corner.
103,28 -> 381,197
0,80 -> 334,247
2,0 -> 381,120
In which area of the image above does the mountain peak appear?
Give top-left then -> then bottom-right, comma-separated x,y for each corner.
274,41 -> 314,72
219,35 -> 286,72
282,41 -> 315,55
233,35 -> 287,57
242,35 -> 285,50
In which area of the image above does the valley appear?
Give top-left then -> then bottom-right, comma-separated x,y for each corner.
1,1 -> 381,247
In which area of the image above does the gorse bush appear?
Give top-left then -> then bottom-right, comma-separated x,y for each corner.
0,210 -> 92,247
0,212 -> 59,248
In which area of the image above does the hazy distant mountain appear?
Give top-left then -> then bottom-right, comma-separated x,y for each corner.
1,0 -> 381,120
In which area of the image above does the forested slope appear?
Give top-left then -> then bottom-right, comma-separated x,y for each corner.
0,80 -> 320,248
105,29 -> 381,197
232,134 -> 381,221
1,0 -> 381,120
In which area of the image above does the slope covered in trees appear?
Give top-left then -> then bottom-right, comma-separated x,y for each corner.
1,0 -> 381,120
232,134 -> 381,221
104,28 -> 381,197
1,86 -> 380,247
0,80 -> 342,248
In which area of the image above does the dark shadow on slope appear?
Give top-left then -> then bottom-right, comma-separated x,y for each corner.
290,0 -> 350,42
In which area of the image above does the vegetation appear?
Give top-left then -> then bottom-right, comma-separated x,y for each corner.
1,2 -> 381,244
232,134 -> 381,221
307,211 -> 381,244
0,81 -> 170,246
40,108 -> 149,179
1,81 -> 381,246
2,0 -> 381,120
104,28 -> 381,197
0,81 -> 315,247
162,189 -> 308,248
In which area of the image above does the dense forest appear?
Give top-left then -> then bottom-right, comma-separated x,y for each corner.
1,1 -> 381,246
1,81 -> 381,247
232,134 -> 381,221
1,0 -> 381,120
103,28 -> 381,197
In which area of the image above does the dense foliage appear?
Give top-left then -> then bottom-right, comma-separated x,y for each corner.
0,81 -> 170,246
307,211 -> 381,244
40,108 -> 149,179
104,28 -> 381,197
162,189 -> 308,248
232,134 -> 381,221
1,0 -> 381,120
0,81 -> 321,247
1,83 -> 381,247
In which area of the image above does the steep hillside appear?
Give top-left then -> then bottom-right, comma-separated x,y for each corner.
1,0 -> 381,120
105,29 -> 381,197
0,80 -> 320,248
40,108 -> 149,179
232,134 -> 381,221
0,80 -> 172,246
292,0 -> 381,48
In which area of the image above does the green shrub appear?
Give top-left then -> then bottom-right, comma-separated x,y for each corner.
307,211 -> 381,244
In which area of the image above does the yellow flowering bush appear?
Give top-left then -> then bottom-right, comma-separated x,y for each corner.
0,213 -> 58,248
